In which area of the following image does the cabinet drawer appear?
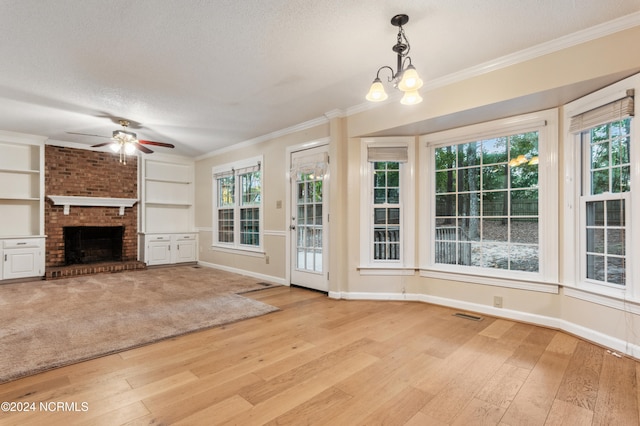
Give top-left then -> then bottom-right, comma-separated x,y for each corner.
175,234 -> 196,241
147,235 -> 171,242
3,239 -> 40,249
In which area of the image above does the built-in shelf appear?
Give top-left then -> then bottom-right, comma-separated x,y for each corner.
47,195 -> 138,215
145,177 -> 192,184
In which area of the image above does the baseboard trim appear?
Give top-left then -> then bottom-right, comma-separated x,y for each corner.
197,261 -> 287,286
329,290 -> 640,360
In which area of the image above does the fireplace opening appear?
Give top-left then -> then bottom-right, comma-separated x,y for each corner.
64,226 -> 124,265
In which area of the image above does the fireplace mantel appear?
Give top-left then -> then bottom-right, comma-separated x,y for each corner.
47,196 -> 138,216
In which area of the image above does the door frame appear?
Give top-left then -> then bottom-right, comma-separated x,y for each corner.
285,138 -> 330,290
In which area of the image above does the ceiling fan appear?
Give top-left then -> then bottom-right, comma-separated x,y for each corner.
69,120 -> 175,164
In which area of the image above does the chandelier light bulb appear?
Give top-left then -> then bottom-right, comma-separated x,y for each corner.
397,65 -> 423,92
124,142 -> 136,155
400,90 -> 423,105
366,78 -> 389,102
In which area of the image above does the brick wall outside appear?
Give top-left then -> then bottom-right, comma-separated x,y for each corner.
45,145 -> 138,267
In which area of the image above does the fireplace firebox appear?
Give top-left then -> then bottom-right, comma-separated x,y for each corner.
64,226 -> 124,265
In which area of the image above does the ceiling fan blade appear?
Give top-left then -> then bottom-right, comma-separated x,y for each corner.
133,142 -> 153,154
67,131 -> 111,139
137,139 -> 175,148
91,142 -> 114,148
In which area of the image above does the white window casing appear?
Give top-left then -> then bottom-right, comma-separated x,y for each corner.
359,137 -> 416,274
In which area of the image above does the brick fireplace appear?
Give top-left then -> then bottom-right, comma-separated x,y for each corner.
44,145 -> 145,278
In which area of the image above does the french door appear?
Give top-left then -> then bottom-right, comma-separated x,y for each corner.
290,146 -> 329,292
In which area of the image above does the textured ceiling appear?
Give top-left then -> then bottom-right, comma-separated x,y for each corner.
0,0 -> 639,157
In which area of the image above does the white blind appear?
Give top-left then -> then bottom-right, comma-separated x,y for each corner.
569,90 -> 634,133
367,146 -> 408,163
291,152 -> 328,176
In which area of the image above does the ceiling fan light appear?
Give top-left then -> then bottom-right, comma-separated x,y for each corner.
366,78 -> 388,102
398,65 -> 423,91
400,90 -> 423,105
124,142 -> 136,155
110,143 -> 122,153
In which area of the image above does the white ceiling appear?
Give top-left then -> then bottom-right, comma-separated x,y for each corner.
1,1 -> 639,157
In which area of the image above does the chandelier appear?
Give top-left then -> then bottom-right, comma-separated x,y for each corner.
365,14 -> 423,105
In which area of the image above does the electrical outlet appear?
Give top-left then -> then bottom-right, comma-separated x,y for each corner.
265,255 -> 270,264
493,296 -> 503,308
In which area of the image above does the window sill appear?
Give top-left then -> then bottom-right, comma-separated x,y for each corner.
211,245 -> 265,257
358,266 -> 417,276
420,268 -> 559,294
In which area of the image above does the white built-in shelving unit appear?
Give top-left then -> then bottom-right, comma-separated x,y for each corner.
0,130 -> 47,280
139,155 -> 197,265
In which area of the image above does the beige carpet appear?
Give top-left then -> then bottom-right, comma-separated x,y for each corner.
0,265 -> 279,383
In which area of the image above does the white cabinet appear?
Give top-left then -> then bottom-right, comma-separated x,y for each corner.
2,238 -> 45,280
143,233 -> 197,266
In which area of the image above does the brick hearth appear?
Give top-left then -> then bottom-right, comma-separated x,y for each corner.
44,145 -> 144,278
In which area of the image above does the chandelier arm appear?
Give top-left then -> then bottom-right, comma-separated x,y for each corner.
375,65 -> 397,82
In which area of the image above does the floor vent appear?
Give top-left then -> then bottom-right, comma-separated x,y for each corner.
453,312 -> 483,321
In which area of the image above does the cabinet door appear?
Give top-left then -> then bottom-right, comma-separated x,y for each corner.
147,241 -> 172,266
174,239 -> 196,263
4,248 -> 41,279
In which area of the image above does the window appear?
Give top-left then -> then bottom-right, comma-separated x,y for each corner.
564,77 -> 637,299
421,110 -> 558,287
360,138 -> 415,273
213,157 -> 263,251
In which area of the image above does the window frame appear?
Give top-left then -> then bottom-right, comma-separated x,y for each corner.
359,137 -> 415,274
420,110 -> 559,291
563,74 -> 639,302
212,156 -> 264,253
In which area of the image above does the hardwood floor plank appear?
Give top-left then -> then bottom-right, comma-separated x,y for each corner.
555,340 -> 603,411
505,327 -> 557,370
545,399 -> 594,425
592,352 -> 639,426
479,318 -> 516,339
501,351 -> 572,425
173,395 -> 253,426
450,397 -> 506,425
475,363 -> 530,409
357,386 -> 433,426
265,386 -> 353,425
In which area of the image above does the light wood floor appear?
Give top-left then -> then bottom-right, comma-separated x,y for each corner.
0,285 -> 638,425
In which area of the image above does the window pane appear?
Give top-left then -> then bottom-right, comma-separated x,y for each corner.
482,219 -> 508,242
511,190 -> 538,216
435,146 -> 457,170
483,191 -> 507,217
481,137 -> 508,164
607,229 -> 625,256
241,172 -> 261,205
217,176 -> 235,207
436,194 -> 456,217
218,209 -> 234,243
483,165 -> 507,190
607,257 -> 625,285
240,207 -> 259,246
586,228 -> 604,253
458,167 -> 481,192
591,142 -> 609,169
606,200 -> 624,226
458,193 -> 480,216
586,254 -> 605,281
436,170 -> 456,193
510,219 -> 538,244
458,142 -> 481,167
